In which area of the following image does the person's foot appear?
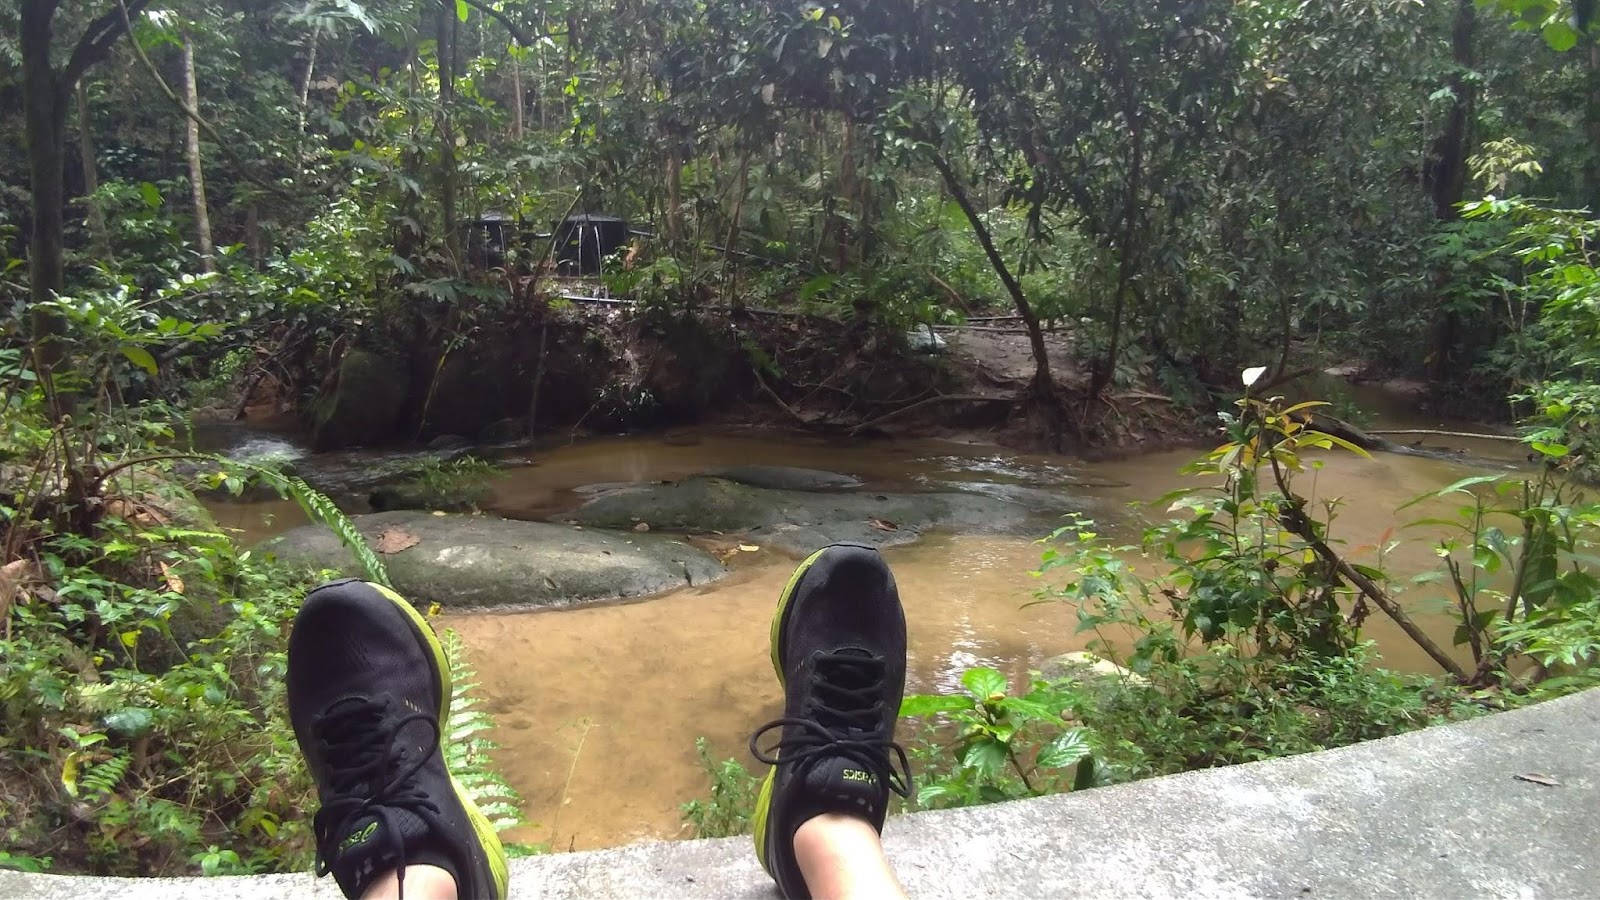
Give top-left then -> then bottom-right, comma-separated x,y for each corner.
749,543 -> 911,899
288,579 -> 508,900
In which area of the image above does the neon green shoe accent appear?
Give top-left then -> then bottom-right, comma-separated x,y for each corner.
752,767 -> 777,877
753,547 -> 829,875
768,547 -> 829,683
370,583 -> 510,900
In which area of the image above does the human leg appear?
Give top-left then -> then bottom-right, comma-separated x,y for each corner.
750,544 -> 913,900
287,579 -> 507,900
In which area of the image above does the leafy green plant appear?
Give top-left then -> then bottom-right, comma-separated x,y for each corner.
900,667 -> 1094,810
379,456 -> 499,514
680,738 -> 761,838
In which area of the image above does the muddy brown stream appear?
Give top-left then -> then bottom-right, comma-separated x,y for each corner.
206,401 -> 1527,852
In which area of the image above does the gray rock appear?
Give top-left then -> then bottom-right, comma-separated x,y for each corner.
567,476 -> 1050,555
263,510 -> 727,609
704,465 -> 863,492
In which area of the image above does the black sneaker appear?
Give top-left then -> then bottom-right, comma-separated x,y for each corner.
748,543 -> 911,899
288,579 -> 508,899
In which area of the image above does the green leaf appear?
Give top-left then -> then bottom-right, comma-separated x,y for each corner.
456,0 -> 469,21
916,782 -> 962,807
120,346 -> 158,375
138,182 -> 162,208
899,694 -> 976,717
959,739 -> 1007,776
1036,728 -> 1091,769
961,667 -> 1008,700
1530,441 -> 1570,459
1543,20 -> 1579,51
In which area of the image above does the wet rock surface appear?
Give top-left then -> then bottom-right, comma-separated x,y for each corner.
264,510 -> 727,608
565,476 -> 1064,556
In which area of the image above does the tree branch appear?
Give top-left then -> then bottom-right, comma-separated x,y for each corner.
460,0 -> 536,46
65,0 -> 151,85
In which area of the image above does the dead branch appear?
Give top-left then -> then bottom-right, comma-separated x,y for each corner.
850,393 -> 1010,435
1269,457 -> 1468,681
1366,429 -> 1521,443
753,370 -> 812,427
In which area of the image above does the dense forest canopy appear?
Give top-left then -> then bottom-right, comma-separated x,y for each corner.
1,0 -> 1596,439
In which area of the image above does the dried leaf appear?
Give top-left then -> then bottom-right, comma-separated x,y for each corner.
0,558 -> 28,633
738,544 -> 760,552
868,518 -> 899,532
1515,772 -> 1561,787
158,562 -> 184,595
374,528 -> 421,555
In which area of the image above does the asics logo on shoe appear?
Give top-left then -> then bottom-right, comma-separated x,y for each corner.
841,768 -> 878,784
339,821 -> 379,853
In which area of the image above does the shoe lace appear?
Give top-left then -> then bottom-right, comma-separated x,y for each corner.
749,651 -> 911,799
311,696 -> 441,899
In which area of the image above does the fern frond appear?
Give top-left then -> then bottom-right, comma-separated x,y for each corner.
439,630 -> 524,833
80,752 -> 132,801
196,455 -> 391,586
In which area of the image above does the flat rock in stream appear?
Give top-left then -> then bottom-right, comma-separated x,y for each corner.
263,511 -> 727,609
704,465 -> 863,492
567,476 -> 1051,556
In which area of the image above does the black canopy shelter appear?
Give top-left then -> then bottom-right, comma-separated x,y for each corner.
555,214 -> 630,275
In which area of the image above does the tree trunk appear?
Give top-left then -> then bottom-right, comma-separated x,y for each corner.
296,22 -> 320,175
21,0 -> 70,398
245,203 -> 262,267
835,112 -> 856,272
510,53 -> 525,140
181,33 -> 215,273
931,151 -> 1062,444
438,1 -> 460,265
665,133 -> 683,247
76,80 -> 110,261
725,149 -> 750,310
1424,0 -> 1476,383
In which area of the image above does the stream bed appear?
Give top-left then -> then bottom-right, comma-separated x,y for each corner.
200,396 -> 1526,851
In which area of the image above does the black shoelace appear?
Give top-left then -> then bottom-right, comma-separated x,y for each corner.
750,651 -> 912,799
311,696 -> 441,900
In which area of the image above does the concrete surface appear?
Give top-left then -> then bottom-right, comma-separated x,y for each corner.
5,689 -> 1596,898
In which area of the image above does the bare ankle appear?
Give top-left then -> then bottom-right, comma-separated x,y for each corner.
792,814 -> 906,900
358,864 -> 458,900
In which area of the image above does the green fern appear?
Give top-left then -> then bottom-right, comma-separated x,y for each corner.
194,455 -> 391,587
439,630 -> 524,832
79,752 -> 132,802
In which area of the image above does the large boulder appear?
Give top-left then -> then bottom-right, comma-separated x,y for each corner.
263,510 -> 727,609
312,349 -> 409,451
566,476 -> 1051,556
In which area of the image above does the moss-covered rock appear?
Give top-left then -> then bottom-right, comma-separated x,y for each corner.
312,349 -> 408,451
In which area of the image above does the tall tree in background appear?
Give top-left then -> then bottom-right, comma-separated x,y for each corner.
19,0 -> 153,400
181,29 -> 215,272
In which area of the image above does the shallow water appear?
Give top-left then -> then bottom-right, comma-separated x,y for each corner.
442,433 -> 1509,851
201,408 -> 1525,851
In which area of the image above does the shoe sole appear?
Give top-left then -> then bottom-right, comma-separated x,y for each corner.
367,582 -> 511,900
751,544 -> 836,882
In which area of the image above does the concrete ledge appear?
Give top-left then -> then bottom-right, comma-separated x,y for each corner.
6,689 -> 1597,898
